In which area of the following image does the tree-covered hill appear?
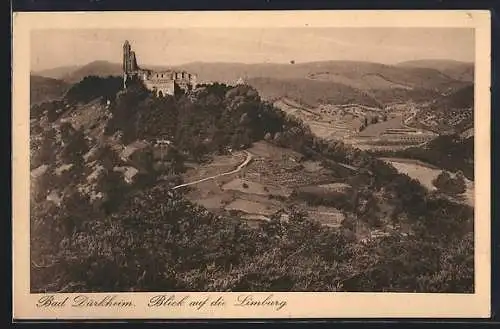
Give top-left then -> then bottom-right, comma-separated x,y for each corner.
410,85 -> 474,133
30,75 -> 70,105
396,59 -> 474,82
431,84 -> 474,110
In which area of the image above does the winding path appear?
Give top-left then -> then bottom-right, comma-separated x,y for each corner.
171,151 -> 253,190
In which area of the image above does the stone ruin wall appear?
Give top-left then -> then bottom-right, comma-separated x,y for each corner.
139,70 -> 197,96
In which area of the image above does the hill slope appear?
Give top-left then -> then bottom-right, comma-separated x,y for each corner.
410,84 -> 474,133
34,65 -> 80,80
397,59 -> 474,82
35,61 -> 123,83
30,75 -> 70,105
431,84 -> 474,110
248,77 -> 381,107
61,60 -> 123,83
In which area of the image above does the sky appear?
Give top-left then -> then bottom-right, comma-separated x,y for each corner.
31,28 -> 475,72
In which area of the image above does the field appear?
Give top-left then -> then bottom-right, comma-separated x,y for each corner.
306,206 -> 345,228
274,98 -> 362,140
182,153 -> 246,181
357,117 -> 404,137
273,98 -> 437,151
183,141 -> 348,227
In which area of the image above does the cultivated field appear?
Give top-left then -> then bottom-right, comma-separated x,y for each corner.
357,117 -> 404,137
274,98 -> 436,150
183,141 -> 348,227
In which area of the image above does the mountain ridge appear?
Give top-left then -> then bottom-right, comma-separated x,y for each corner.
396,59 -> 474,82
34,58 -> 474,84
31,59 -> 474,112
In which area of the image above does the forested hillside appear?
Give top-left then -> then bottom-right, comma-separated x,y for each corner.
410,85 -> 474,133
30,75 -> 70,105
30,76 -> 474,293
397,60 -> 474,82
430,85 -> 474,110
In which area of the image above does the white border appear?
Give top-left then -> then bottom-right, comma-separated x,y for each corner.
12,10 -> 491,319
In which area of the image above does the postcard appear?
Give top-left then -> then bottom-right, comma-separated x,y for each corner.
12,10 -> 491,319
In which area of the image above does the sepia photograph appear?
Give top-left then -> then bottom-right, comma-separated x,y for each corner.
13,11 -> 491,319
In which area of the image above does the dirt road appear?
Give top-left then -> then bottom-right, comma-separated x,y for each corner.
171,151 -> 253,190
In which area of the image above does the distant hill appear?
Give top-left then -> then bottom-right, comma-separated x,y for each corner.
397,59 -> 474,82
34,65 -> 80,80
60,61 -> 123,83
177,60 -> 469,93
33,59 -> 472,107
34,60 -> 123,84
30,75 -> 70,105
37,59 -> 471,89
248,77 -> 381,108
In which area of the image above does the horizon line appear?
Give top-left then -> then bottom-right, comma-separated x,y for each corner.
32,58 -> 474,74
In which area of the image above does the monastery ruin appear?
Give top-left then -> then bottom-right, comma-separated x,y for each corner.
122,40 -> 197,96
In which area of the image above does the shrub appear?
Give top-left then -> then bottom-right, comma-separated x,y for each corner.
432,171 -> 466,195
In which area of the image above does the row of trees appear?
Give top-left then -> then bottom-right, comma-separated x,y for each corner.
358,114 -> 388,132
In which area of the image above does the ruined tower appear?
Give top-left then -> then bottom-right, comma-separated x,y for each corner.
123,40 -> 139,88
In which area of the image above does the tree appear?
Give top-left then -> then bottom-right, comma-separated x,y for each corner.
32,129 -> 57,168
432,171 -> 466,195
98,145 -> 122,170
453,172 -> 467,195
165,146 -> 186,173
61,127 -> 89,164
96,170 -> 128,214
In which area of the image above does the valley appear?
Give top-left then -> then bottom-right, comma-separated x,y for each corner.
273,97 -> 438,151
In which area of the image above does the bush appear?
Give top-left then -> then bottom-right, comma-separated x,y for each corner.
432,171 -> 466,195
